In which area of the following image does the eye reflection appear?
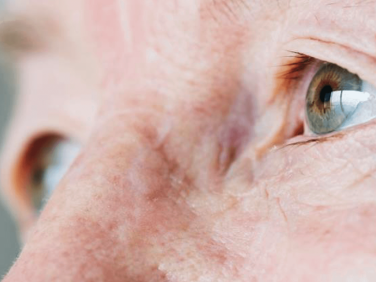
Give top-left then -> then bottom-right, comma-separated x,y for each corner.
30,139 -> 80,212
306,63 -> 376,135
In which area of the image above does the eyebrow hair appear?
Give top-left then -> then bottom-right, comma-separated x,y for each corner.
0,13 -> 60,57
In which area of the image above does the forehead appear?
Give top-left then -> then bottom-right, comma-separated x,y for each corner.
5,0 -> 372,54
4,0 -> 372,50
2,0 -> 373,111
2,0 -> 374,94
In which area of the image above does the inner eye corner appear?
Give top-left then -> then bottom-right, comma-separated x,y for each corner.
293,121 -> 305,137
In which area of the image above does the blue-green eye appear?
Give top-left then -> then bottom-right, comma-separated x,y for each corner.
30,139 -> 80,212
306,63 -> 376,135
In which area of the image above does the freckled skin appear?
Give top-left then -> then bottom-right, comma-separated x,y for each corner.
2,0 -> 376,281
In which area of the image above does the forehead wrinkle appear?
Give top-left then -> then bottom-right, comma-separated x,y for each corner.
324,0 -> 376,8
116,0 -> 133,49
203,0 -> 306,24
0,12 -> 62,57
202,0 -> 255,22
290,0 -> 376,9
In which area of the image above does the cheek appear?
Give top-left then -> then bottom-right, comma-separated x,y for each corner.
275,203 -> 376,280
248,122 -> 376,276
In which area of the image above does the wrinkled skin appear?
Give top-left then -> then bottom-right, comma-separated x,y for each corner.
2,0 -> 376,281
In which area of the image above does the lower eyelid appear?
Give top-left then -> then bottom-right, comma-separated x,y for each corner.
281,131 -> 346,149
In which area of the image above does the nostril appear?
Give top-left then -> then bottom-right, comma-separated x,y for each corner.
4,134 -> 81,237
27,137 -> 81,213
16,135 -> 81,214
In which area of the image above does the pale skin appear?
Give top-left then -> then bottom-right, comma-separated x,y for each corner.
1,0 -> 376,281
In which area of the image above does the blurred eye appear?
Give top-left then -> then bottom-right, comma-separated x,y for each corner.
30,138 -> 80,212
306,63 -> 376,135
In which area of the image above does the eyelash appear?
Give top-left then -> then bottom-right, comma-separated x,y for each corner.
277,51 -> 315,82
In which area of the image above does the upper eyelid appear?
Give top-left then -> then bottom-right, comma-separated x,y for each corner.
284,36 -> 376,88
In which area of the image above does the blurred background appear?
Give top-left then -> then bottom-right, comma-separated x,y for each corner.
0,0 -> 20,278
0,59 -> 18,277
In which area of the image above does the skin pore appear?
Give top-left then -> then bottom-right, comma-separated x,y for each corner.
2,0 -> 376,281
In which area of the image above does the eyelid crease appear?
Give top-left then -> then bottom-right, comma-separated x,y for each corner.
278,132 -> 345,149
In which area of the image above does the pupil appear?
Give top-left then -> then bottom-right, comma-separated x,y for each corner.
320,85 -> 332,103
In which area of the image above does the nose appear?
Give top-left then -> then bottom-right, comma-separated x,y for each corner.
3,117 -> 176,281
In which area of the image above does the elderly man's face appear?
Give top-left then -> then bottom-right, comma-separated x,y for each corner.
2,0 -> 376,281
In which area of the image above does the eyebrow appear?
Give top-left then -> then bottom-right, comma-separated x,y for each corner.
0,13 -> 61,57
